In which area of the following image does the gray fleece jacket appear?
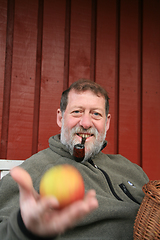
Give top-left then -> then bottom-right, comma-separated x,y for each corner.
0,134 -> 149,240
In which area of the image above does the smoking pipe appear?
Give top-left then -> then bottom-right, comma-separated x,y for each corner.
73,137 -> 86,162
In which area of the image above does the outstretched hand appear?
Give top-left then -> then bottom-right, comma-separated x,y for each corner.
10,167 -> 98,237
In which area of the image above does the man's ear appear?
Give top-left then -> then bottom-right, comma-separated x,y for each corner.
106,114 -> 111,131
57,109 -> 62,127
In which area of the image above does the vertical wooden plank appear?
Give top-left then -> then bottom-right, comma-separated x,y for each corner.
38,0 -> 66,151
0,0 -> 7,146
142,0 -> 160,179
32,0 -> 43,155
69,0 -> 92,84
0,0 -> 7,155
96,0 -> 118,154
118,0 -> 141,165
7,0 -> 38,159
0,0 -> 14,159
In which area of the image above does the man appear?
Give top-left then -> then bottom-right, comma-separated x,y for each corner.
0,79 -> 148,239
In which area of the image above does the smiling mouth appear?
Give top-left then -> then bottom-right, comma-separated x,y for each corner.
76,133 -> 94,139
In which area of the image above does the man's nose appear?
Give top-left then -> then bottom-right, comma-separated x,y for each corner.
79,113 -> 93,129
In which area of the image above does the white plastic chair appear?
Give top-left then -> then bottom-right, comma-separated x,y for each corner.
0,159 -> 24,179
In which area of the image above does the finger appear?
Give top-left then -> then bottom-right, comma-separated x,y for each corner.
39,196 -> 60,213
69,190 -> 98,222
10,167 -> 33,192
10,167 -> 39,200
84,189 -> 98,210
53,190 -> 98,233
60,189 -> 98,218
84,189 -> 97,201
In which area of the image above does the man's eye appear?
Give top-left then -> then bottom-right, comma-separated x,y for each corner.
71,110 -> 82,117
94,112 -> 100,116
92,112 -> 102,119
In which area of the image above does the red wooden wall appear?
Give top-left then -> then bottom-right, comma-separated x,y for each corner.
0,0 -> 160,180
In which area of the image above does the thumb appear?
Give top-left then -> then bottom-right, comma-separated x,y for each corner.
10,166 -> 39,200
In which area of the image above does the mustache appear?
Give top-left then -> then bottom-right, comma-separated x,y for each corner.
70,126 -> 98,137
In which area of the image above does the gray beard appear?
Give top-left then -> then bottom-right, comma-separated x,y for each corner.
60,119 -> 107,162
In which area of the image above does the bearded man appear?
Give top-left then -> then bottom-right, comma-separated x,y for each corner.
0,79 -> 148,240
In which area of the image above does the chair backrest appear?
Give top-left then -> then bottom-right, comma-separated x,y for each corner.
0,159 -> 24,179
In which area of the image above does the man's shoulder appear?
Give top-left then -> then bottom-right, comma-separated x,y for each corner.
106,153 -> 132,163
99,152 -> 145,173
100,152 -> 130,163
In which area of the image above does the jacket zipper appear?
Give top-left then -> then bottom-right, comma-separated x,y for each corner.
88,159 -> 140,204
119,183 -> 140,205
88,159 -> 123,201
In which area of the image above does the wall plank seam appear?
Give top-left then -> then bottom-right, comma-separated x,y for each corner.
90,0 -> 97,82
63,0 -> 71,90
115,0 -> 120,154
32,0 -> 44,155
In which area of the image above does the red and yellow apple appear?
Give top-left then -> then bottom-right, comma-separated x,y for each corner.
39,164 -> 85,208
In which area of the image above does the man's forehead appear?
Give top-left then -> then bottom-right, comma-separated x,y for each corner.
67,89 -> 105,108
68,89 -> 104,99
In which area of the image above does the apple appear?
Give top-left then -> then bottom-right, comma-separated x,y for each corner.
39,164 -> 85,208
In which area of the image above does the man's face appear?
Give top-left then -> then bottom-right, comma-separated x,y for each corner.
57,90 -> 110,161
